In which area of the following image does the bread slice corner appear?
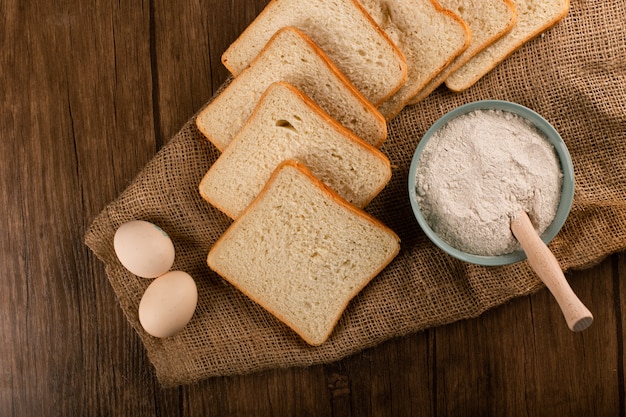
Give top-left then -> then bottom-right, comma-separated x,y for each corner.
359,0 -> 471,119
444,0 -> 569,92
408,0 -> 517,104
207,160 -> 400,345
197,27 -> 388,152
220,0 -> 408,106
199,81 -> 392,219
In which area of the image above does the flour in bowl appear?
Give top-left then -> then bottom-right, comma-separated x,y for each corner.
415,109 -> 563,256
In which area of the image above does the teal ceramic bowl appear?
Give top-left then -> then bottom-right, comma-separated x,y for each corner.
408,100 -> 575,266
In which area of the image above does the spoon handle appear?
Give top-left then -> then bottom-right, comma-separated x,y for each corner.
511,211 -> 593,331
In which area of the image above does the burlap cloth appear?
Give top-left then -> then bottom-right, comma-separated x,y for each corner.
85,0 -> 626,386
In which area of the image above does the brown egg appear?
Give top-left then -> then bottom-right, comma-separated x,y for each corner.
114,220 -> 175,278
138,271 -> 198,338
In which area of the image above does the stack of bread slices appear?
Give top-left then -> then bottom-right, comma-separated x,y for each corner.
196,0 -> 569,346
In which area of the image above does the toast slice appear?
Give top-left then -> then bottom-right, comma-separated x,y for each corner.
196,27 -> 387,151
221,0 -> 408,106
358,0 -> 471,119
408,0 -> 517,104
445,0 -> 569,91
199,82 -> 392,219
207,160 -> 401,346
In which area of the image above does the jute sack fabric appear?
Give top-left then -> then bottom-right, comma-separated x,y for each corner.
85,0 -> 626,386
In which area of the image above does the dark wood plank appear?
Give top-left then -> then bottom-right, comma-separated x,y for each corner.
618,252 -> 626,416
340,332 -> 436,417
177,366 -> 332,416
151,0 -> 271,142
2,0 -> 625,415
433,257 -> 622,416
1,0 -> 166,415
65,0 -> 163,412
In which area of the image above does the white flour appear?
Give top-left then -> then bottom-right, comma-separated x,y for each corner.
415,109 -> 563,256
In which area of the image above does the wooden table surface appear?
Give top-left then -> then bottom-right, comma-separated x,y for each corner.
2,0 -> 624,415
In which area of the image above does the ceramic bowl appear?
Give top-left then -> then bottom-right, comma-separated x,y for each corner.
408,100 -> 575,266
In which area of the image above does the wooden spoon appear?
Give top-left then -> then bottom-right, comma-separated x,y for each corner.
510,211 -> 593,331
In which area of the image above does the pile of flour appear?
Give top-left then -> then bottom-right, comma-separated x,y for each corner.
415,109 -> 563,256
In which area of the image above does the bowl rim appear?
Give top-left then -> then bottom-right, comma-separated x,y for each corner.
408,100 -> 575,266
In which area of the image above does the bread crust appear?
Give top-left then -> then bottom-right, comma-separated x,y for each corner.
348,0 -> 408,104
408,0 -> 517,104
207,160 -> 400,345
198,81 -> 392,219
426,0 -> 473,81
445,0 -> 570,92
371,0 -> 471,118
197,27 -> 387,151
221,0 -> 408,106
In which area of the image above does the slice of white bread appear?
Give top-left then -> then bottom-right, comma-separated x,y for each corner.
196,27 -> 387,151
199,82 -> 392,219
220,0 -> 408,106
358,0 -> 470,119
207,160 -> 401,345
445,0 -> 569,91
408,0 -> 517,104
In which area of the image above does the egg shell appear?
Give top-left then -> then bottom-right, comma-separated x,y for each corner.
138,270 -> 198,338
114,220 -> 175,278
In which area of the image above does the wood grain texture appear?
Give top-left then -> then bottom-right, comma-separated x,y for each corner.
1,0 -> 624,416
